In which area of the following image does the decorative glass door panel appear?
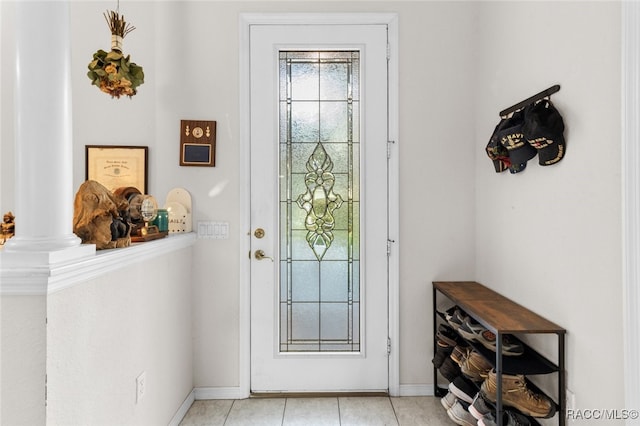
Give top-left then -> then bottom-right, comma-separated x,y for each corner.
279,51 -> 360,353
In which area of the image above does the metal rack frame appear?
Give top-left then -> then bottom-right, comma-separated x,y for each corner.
432,281 -> 566,426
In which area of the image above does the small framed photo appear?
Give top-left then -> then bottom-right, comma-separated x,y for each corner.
85,145 -> 148,193
180,120 -> 216,167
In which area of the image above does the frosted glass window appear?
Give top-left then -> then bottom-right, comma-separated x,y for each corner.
279,51 -> 360,352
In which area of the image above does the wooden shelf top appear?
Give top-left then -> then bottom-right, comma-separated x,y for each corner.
433,281 -> 566,334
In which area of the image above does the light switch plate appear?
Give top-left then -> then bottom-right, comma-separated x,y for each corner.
197,221 -> 229,239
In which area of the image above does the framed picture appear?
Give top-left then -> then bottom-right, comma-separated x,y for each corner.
85,145 -> 148,193
180,120 -> 216,167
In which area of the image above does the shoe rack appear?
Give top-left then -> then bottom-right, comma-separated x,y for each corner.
432,281 -> 566,426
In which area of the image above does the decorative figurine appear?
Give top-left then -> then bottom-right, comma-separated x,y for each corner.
1,211 -> 15,243
73,180 -> 131,249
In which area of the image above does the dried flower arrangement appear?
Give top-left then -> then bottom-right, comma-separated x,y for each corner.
87,10 -> 144,99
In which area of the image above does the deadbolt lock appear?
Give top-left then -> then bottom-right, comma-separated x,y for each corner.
254,228 -> 265,239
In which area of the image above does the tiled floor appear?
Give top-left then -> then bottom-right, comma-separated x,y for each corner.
179,396 -> 455,426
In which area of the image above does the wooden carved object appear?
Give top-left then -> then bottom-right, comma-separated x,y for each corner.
73,180 -> 131,249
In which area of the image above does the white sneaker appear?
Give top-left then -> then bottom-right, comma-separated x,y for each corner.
440,390 -> 458,410
447,399 -> 477,426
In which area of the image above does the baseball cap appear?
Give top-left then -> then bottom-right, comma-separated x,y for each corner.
497,110 -> 537,173
523,99 -> 566,166
485,118 -> 511,173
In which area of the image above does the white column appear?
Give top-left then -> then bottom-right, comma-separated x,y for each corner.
3,1 -> 81,253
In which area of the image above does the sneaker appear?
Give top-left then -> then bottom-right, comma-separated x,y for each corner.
457,316 -> 486,341
476,331 -> 524,357
461,349 -> 493,382
437,323 -> 462,347
447,399 -> 477,426
458,318 -> 524,356
440,390 -> 458,410
479,409 -> 535,426
506,410 -> 536,425
469,391 -> 494,420
446,307 -> 469,331
439,357 -> 462,382
448,375 -> 478,404
480,369 -> 557,418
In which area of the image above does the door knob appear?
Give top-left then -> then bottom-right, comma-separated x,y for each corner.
254,250 -> 274,262
254,228 -> 265,239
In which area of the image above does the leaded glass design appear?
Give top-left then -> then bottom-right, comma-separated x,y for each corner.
296,143 -> 343,260
279,51 -> 360,353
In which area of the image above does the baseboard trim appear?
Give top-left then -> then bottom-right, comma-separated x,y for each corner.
168,389 -> 195,426
397,384 -> 435,397
195,386 -> 249,400
251,391 -> 389,398
190,385 -> 434,400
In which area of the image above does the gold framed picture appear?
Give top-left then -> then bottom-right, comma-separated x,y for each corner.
85,145 -> 148,193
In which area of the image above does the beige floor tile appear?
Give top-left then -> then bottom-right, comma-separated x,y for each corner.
390,396 -> 455,425
180,396 -> 456,426
283,397 -> 340,425
338,397 -> 399,426
179,400 -> 233,426
224,398 -> 286,426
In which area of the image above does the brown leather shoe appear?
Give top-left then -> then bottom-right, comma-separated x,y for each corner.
451,345 -> 472,366
480,369 -> 556,418
460,349 -> 492,382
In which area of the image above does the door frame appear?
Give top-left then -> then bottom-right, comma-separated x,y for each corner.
239,12 -> 399,398
622,2 -> 640,421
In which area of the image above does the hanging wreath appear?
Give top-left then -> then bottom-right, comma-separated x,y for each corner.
87,10 -> 144,99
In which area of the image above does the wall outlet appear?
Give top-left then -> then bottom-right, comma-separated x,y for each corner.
136,371 -> 146,403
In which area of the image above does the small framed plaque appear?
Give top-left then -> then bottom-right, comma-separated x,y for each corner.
180,120 -> 216,167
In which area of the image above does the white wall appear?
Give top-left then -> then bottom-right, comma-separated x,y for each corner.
394,1 -> 480,388
0,296 -> 46,426
474,0 -> 623,414
46,247 -> 194,426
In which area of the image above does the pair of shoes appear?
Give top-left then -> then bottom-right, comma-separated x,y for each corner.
458,318 -> 524,356
456,316 -> 484,341
478,409 -> 536,426
460,349 -> 493,382
485,334 -> 524,357
469,391 -> 494,420
480,369 -> 557,418
439,357 -> 461,382
450,345 -> 491,382
433,323 -> 463,368
446,399 -> 477,426
446,307 -> 469,331
437,323 -> 462,347
449,375 -> 478,404
432,339 -> 454,369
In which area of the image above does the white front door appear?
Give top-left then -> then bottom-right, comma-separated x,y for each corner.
249,22 -> 390,393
